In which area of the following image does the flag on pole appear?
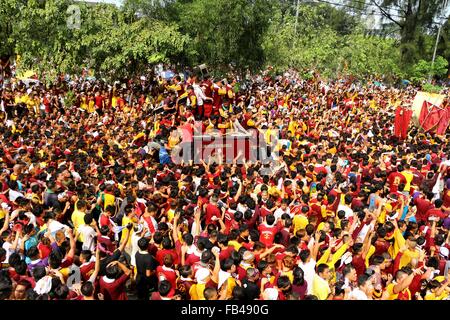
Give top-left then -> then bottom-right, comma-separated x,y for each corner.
411,91 -> 445,126
394,105 -> 413,139
418,100 -> 450,135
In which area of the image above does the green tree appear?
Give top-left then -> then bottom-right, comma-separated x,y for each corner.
410,56 -> 449,83
347,0 -> 449,67
262,4 -> 403,79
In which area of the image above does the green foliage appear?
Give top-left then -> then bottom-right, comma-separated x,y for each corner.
421,83 -> 445,94
64,89 -> 76,107
347,0 -> 449,67
410,56 -> 449,83
6,0 -> 188,80
173,0 -> 274,70
0,0 -> 448,81
262,6 -> 403,79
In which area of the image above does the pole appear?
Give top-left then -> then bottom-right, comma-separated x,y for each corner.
429,0 -> 448,82
295,0 -> 300,34
431,24 -> 441,68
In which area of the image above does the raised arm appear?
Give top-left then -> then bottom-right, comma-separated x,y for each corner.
11,230 -> 21,252
233,180 -> 243,203
88,246 -> 101,283
193,207 -> 201,237
115,261 -> 132,277
434,279 -> 450,298
392,268 -> 421,294
361,230 -> 375,260
311,231 -> 323,261
0,211 -> 10,234
211,249 -> 221,284
260,244 -> 284,260
172,212 -> 180,243
66,228 -> 76,260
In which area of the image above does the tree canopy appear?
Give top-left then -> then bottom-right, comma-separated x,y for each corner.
0,0 -> 448,81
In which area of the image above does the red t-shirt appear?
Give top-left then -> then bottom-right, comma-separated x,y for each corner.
258,222 -> 282,247
205,203 -> 221,225
443,189 -> 450,208
219,246 -> 235,261
425,208 -> 447,221
99,273 -> 129,300
99,214 -> 112,229
156,265 -> 177,296
223,210 -> 239,234
351,254 -> 366,276
387,172 -> 406,193
156,248 -> 179,266
184,253 -> 201,266
95,95 -> 104,108
38,243 -> 52,259
80,262 -> 95,282
414,197 -> 434,223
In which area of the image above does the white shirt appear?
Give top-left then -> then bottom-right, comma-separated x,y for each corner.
130,232 -> 141,267
78,224 -> 96,252
9,190 -> 24,202
2,242 -> 14,262
25,212 -> 37,227
349,288 -> 369,300
298,259 -> 316,294
337,204 -> 354,219
48,219 -> 69,234
274,207 -> 292,220
193,84 -> 207,106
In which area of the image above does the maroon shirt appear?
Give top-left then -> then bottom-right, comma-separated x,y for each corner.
99,273 -> 129,300
414,197 -> 434,223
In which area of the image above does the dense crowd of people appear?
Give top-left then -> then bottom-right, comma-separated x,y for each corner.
0,67 -> 449,300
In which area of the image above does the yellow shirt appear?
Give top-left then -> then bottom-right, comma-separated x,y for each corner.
293,215 -> 308,235
71,209 -> 85,241
225,277 -> 237,298
365,245 -> 375,268
317,222 -> 325,232
168,136 -> 179,149
0,209 -> 6,220
424,291 -> 448,300
385,283 -> 411,300
121,216 -> 132,243
87,100 -> 95,113
103,193 -> 116,210
388,229 -> 406,259
401,171 -> 413,191
399,249 -> 419,270
279,270 -> 294,284
312,274 -> 330,300
80,97 -> 88,110
20,95 -> 29,105
189,283 -> 206,300
167,209 -> 175,223
228,240 -> 242,251
317,244 -> 349,283
111,96 -> 118,108
288,121 -> 298,135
